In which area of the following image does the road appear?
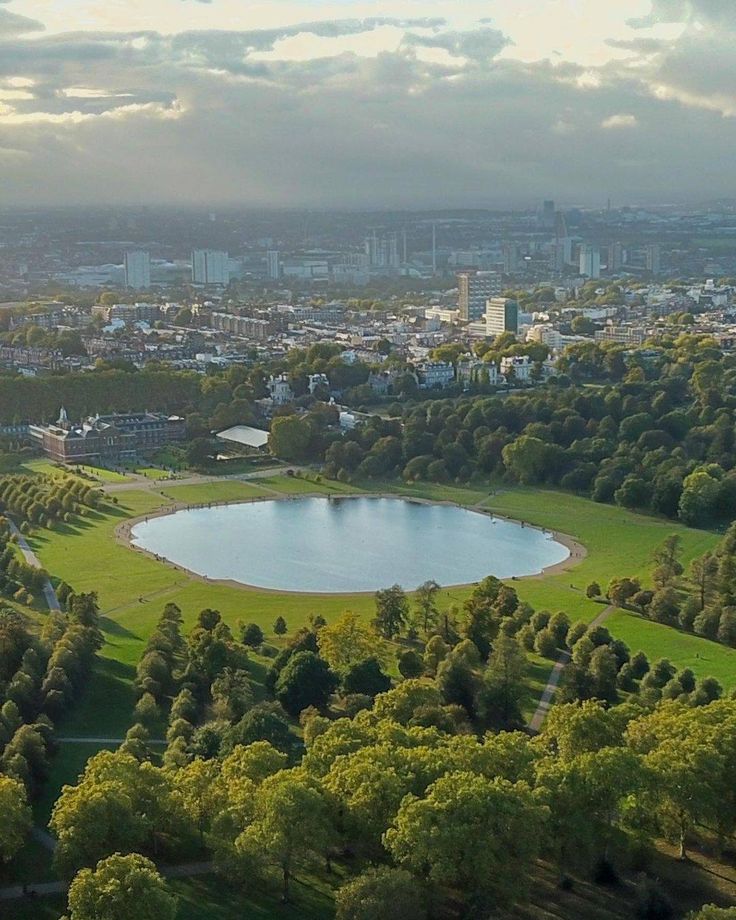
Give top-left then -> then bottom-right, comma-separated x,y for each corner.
8,520 -> 61,612
527,603 -> 615,733
102,465 -> 304,494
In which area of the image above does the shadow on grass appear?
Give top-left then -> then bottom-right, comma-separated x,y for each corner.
99,616 -> 141,641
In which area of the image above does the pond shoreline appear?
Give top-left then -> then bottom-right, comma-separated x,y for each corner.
114,490 -> 586,596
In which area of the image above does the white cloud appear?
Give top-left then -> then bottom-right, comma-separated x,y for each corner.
601,112 -> 639,128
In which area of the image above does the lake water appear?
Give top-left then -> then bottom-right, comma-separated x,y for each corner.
130,496 -> 570,593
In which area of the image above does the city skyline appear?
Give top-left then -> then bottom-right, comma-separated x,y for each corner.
1,1 -> 735,208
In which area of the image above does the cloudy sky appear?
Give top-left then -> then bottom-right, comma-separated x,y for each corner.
0,0 -> 734,209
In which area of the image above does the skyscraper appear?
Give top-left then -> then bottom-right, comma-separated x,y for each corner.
457,271 -> 504,321
579,244 -> 601,279
485,297 -> 519,337
124,251 -> 151,290
267,250 -> 281,281
645,243 -> 661,275
192,250 -> 229,285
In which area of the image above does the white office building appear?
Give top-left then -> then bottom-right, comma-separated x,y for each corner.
267,250 -> 280,281
124,251 -> 151,290
192,250 -> 229,285
579,245 -> 601,280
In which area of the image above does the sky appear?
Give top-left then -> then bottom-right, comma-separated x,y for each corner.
0,0 -> 734,209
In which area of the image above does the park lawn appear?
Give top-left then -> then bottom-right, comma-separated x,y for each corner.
480,487 -> 719,620
135,466 -> 181,480
255,475 -> 361,496
35,741 -> 119,827
171,872 -> 337,920
161,480 -> 271,505
366,478 -> 493,506
606,609 -> 736,691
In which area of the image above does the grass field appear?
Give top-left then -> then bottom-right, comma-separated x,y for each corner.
606,609 -> 736,691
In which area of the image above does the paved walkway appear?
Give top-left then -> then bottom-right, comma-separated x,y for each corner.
8,520 -> 61,611
103,465 -> 301,494
527,603 -> 615,733
0,862 -> 213,901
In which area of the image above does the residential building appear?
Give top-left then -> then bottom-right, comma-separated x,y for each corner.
500,355 -> 533,382
457,271 -> 504,321
485,297 -> 519,337
457,358 -> 498,387
124,251 -> 151,290
646,243 -> 661,276
267,250 -> 280,280
192,249 -> 229,285
526,324 -> 562,349
579,244 -> 601,279
417,361 -> 455,390
595,325 -> 646,345
308,373 -> 330,394
268,374 -> 294,405
210,312 -> 271,341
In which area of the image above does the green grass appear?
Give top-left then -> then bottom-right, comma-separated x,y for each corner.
171,873 -> 336,920
479,486 -> 718,621
255,476 -> 361,495
36,741 -> 119,827
160,480 -> 271,505
136,467 -> 181,481
606,609 -> 736,690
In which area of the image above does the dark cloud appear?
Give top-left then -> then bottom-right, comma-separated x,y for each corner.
629,0 -> 736,27
402,27 -> 510,63
0,8 -> 44,35
0,11 -> 734,207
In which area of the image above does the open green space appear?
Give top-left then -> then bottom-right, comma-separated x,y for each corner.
606,609 -> 736,691
480,486 -> 718,620
161,480 -> 272,505
255,475 -> 361,495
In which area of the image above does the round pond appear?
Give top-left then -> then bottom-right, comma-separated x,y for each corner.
130,496 -> 570,593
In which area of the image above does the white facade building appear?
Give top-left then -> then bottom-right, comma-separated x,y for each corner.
500,355 -> 533,382
579,245 -> 601,280
192,250 -> 229,285
268,374 -> 294,405
124,251 -> 151,290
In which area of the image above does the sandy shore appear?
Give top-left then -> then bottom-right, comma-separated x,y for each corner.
114,490 -> 587,597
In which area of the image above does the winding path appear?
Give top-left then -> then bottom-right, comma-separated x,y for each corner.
528,603 -> 615,733
8,520 -> 61,612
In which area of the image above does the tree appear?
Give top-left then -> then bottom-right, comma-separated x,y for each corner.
687,908 -> 736,920
413,580 -> 441,636
478,635 -> 527,729
235,770 -> 333,901
241,623 -> 264,648
586,582 -> 602,599
607,577 -> 640,607
385,772 -> 545,912
275,652 -> 338,716
342,658 -> 391,698
318,612 -> 385,671
273,616 -> 287,636
66,853 -> 177,920
398,650 -> 425,679
335,867 -> 427,920
171,758 -> 224,848
0,774 -> 31,863
373,585 -> 408,639
691,552 -> 719,611
269,415 -> 312,461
